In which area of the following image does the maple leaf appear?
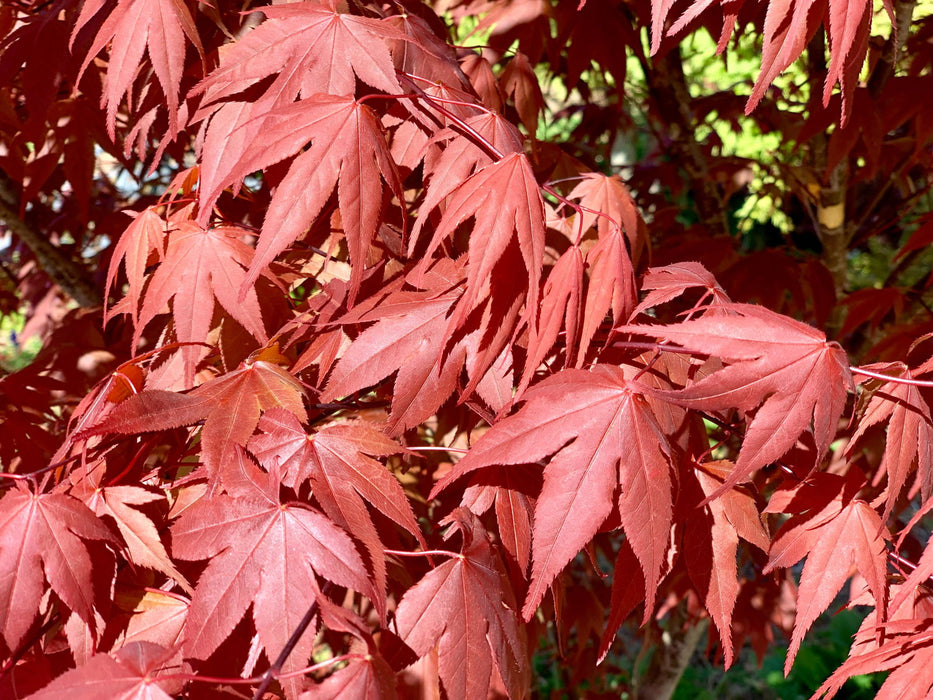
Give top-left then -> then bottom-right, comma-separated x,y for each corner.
745,0 -> 824,117
567,173 -> 646,266
500,52 -> 545,137
134,222 -> 268,376
73,0 -> 204,138
198,95 -> 402,300
631,261 -> 731,318
431,366 -> 675,619
26,641 -> 179,700
249,409 -> 425,616
597,540 -> 646,663
409,112 -> 524,249
461,463 -> 539,575
171,456 -> 372,673
320,284 -> 466,434
192,3 -> 404,108
414,152 -> 546,333
110,586 -> 188,652
823,0 -> 890,121
847,362 -> 933,520
104,206 -> 164,326
520,246 -> 582,392
684,461 -> 769,667
764,486 -> 888,674
0,483 -> 117,649
620,303 -> 853,494
576,225 -> 637,367
85,360 -> 306,478
79,482 -> 192,594
393,510 -> 529,700
300,653 -> 399,699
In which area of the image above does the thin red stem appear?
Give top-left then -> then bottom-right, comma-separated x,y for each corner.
406,445 -> 469,454
385,548 -> 461,559
850,366 -> 933,387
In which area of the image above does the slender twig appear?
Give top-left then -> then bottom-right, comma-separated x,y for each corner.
406,445 -> 469,454
385,548 -> 461,559
0,614 -> 59,679
250,581 -> 335,700
850,366 -> 933,388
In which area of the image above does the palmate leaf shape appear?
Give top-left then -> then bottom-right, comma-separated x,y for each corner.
73,0 -> 204,138
631,261 -> 731,318
413,152 -> 546,333
764,475 -> 888,674
684,461 -> 770,668
78,483 -> 192,594
300,653 -> 399,699
85,360 -> 306,478
171,455 -> 372,669
320,283 -> 466,434
192,1 -> 404,109
567,173 -> 646,266
0,483 -> 117,649
431,365 -> 675,620
654,0 -> 888,125
620,303 -> 853,494
394,509 -> 529,700
133,222 -> 268,380
104,206 -> 164,326
249,408 -> 425,615
520,246 -> 582,393
409,112 -> 524,247
847,361 -> 933,520
197,95 -> 402,300
26,641 -> 178,700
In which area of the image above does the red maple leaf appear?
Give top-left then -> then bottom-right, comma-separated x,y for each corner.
320,283 -> 466,433
631,261 -> 731,318
393,509 -> 529,699
432,366 -> 675,619
133,221 -> 268,374
104,206 -> 165,327
684,460 -> 769,667
847,361 -> 933,520
170,456 -> 372,675
249,409 -> 425,615
201,95 -> 402,300
73,0 -> 204,138
75,479 -> 191,594
409,112 -> 524,246
300,652 -> 398,699
25,641 -> 179,700
192,2 -> 404,108
621,303 -> 853,494
0,483 -> 116,649
765,479 -> 888,673
85,360 -> 306,478
413,152 -> 546,333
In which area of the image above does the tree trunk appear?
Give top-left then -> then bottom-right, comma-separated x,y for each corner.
632,610 -> 709,700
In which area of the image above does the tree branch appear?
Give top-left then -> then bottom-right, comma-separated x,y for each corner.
0,172 -> 101,308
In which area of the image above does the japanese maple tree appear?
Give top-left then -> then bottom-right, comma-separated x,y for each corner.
1,0 -> 933,698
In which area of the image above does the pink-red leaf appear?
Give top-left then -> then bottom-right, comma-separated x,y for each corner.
394,511 -> 528,699
0,483 -> 116,649
87,361 -> 306,478
171,459 -> 371,668
432,366 -> 674,620
765,497 -> 888,674
74,0 -> 203,138
416,152 -> 546,333
621,303 -> 852,494
26,641 -> 178,700
848,362 -> 933,520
